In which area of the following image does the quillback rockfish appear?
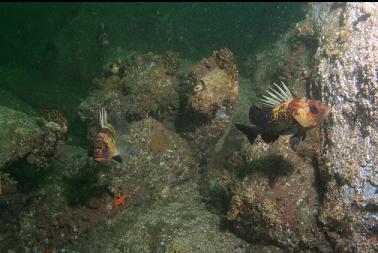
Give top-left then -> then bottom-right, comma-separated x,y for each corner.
89,107 -> 122,163
235,82 -> 331,151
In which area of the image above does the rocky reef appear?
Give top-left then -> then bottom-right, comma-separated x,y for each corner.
1,3 -> 377,252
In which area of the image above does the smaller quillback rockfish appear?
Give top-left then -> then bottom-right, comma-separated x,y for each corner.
89,107 -> 122,163
235,82 -> 331,151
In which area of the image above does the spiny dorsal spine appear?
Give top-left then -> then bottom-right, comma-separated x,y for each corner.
99,107 -> 108,128
260,81 -> 293,108
99,107 -> 116,137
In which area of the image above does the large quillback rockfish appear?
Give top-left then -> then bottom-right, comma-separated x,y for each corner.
235,82 -> 331,151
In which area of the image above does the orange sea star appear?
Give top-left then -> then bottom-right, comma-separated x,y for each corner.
113,193 -> 129,208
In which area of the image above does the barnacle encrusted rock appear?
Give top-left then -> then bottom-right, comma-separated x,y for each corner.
310,2 -> 378,253
189,48 -> 239,117
100,118 -> 196,203
226,137 -> 331,251
78,51 -> 181,128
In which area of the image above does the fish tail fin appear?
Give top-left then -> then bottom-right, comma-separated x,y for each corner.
235,123 -> 261,144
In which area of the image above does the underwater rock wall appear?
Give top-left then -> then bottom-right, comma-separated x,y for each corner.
222,5 -> 332,252
222,2 -> 377,253
311,2 -> 378,253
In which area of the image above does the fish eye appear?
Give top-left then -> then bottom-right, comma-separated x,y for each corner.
310,105 -> 319,114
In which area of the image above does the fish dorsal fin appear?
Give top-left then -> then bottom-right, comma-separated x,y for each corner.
260,81 -> 293,108
99,107 -> 117,138
99,107 -> 108,128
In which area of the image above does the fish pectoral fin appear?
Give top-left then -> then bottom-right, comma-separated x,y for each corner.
112,155 -> 123,164
289,134 -> 305,151
235,123 -> 261,144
